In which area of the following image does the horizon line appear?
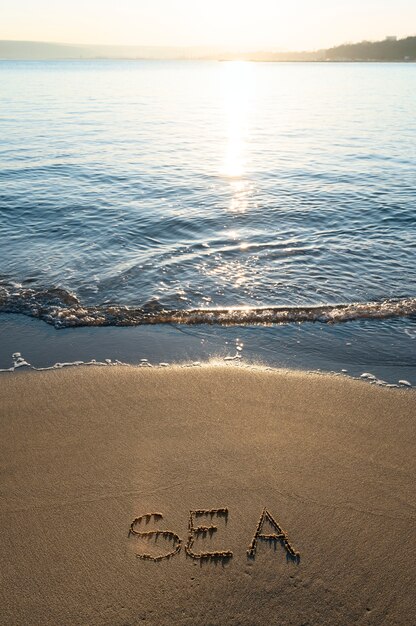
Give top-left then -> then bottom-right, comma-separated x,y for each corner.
2,33 -> 416,54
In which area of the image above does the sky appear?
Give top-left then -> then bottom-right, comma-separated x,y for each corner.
1,0 -> 416,51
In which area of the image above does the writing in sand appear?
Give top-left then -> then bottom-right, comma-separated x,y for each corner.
128,507 -> 300,563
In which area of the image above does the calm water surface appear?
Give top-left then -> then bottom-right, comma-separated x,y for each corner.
0,61 -> 415,376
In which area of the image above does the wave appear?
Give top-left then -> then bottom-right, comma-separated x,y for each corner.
1,285 -> 416,328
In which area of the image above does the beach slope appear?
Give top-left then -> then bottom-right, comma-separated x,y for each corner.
0,365 -> 415,625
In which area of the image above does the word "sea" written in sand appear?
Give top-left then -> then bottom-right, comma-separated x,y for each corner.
128,507 -> 300,563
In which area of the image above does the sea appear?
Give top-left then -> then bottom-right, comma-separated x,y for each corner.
0,60 -> 415,383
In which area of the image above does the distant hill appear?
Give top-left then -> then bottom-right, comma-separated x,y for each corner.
0,40 -> 88,60
217,49 -> 324,62
325,36 -> 416,61
0,36 -> 415,62
0,41 -> 217,60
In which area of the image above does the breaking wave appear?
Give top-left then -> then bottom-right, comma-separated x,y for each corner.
1,285 -> 416,329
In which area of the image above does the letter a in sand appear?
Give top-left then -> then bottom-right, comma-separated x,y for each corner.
247,508 -> 300,562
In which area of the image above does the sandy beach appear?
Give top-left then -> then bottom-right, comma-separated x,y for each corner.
0,364 -> 415,625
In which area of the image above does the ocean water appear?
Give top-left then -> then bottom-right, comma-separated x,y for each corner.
0,60 -> 415,380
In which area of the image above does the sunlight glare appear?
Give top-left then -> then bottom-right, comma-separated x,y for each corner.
221,61 -> 252,180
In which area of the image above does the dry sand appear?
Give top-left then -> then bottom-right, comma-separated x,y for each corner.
0,364 -> 415,626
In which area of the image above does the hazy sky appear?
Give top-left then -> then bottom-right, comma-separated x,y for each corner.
2,0 -> 416,50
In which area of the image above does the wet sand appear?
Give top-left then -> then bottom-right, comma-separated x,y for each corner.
0,365 -> 415,625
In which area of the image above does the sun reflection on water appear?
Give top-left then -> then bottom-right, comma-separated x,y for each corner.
229,179 -> 253,213
221,62 -> 254,214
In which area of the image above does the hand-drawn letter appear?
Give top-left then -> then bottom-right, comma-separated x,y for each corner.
185,508 -> 233,561
247,508 -> 300,562
129,513 -> 182,561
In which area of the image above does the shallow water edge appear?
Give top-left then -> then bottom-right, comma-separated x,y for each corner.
1,313 -> 414,387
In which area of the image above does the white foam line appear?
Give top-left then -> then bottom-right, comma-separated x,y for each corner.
0,352 -> 412,390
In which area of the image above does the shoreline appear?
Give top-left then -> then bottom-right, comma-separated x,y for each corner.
1,356 -> 414,391
1,365 -> 415,625
1,313 -> 415,386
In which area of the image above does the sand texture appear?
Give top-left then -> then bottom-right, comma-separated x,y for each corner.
0,365 -> 415,626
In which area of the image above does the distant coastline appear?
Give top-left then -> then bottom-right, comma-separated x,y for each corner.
1,35 -> 415,62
